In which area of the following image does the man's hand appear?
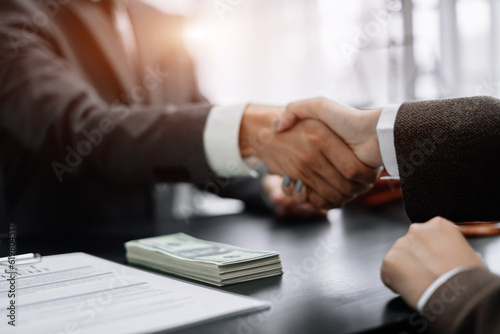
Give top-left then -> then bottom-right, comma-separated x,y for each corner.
263,175 -> 327,218
275,97 -> 383,168
381,217 -> 487,309
240,104 -> 379,209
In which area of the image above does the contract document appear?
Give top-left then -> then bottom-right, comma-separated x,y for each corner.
0,252 -> 271,334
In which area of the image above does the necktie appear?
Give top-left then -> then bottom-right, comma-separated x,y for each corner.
112,0 -> 141,83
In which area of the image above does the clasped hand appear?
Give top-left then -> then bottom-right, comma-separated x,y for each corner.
240,99 -> 382,210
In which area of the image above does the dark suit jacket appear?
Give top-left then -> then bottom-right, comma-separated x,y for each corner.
394,96 -> 500,334
0,0 -> 263,235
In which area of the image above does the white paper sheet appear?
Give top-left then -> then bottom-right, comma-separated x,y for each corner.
0,252 -> 271,334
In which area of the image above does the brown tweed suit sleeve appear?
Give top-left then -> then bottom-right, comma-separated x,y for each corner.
421,268 -> 500,334
394,96 -> 500,222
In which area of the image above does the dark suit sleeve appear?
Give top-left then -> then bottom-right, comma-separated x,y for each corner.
421,268 -> 500,334
0,2 -> 213,185
394,96 -> 500,222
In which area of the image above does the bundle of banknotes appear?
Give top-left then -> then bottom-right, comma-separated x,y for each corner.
125,233 -> 282,286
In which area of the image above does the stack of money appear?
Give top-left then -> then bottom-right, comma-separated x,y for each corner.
125,233 -> 282,286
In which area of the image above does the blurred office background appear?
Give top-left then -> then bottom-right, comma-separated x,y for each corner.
144,0 -> 500,107
140,0 -> 500,221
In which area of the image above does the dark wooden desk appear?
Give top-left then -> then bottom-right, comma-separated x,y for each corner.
15,205 -> 500,334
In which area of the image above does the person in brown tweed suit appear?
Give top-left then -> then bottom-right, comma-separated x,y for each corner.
275,96 -> 500,334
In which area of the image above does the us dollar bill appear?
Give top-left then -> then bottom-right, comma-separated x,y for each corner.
126,233 -> 279,265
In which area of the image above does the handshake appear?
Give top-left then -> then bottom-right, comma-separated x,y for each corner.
239,98 -> 384,210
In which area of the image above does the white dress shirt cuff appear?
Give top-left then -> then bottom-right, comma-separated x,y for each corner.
203,104 -> 259,178
416,266 -> 471,314
376,104 -> 401,176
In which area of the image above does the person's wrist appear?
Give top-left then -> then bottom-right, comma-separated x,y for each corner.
360,107 -> 383,167
239,104 -> 283,158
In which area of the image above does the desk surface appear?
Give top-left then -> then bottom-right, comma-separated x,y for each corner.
16,205 -> 500,334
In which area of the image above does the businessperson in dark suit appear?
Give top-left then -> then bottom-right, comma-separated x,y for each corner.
0,0 -> 380,235
276,96 -> 500,334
